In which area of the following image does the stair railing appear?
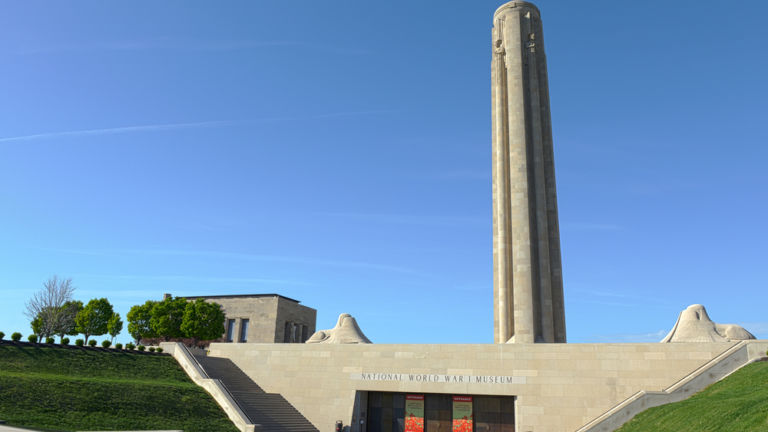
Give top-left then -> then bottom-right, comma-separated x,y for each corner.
184,344 -> 255,424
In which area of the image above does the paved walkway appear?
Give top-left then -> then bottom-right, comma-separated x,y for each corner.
0,426 -> 41,432
0,426 -> 181,432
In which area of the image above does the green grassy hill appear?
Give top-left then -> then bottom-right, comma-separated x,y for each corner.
0,342 -> 238,432
616,360 -> 768,432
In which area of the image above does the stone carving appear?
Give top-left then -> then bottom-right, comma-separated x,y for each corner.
305,313 -> 372,344
661,304 -> 755,343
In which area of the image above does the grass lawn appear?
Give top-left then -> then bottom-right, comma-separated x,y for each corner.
0,342 -> 239,432
616,360 -> 768,432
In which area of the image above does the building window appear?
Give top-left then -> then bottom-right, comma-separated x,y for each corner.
301,324 -> 308,342
239,319 -> 249,343
226,319 -> 236,342
284,321 -> 291,343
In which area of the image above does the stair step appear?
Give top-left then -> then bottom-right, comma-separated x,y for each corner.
193,354 -> 318,431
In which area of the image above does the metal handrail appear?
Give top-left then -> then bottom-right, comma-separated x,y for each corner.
181,344 -> 255,424
180,343 -> 210,379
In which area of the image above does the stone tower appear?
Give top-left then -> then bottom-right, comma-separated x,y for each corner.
492,1 -> 566,343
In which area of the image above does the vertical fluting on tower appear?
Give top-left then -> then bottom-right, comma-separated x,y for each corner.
492,1 -> 566,344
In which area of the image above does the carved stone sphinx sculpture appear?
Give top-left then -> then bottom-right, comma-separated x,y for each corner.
661,304 -> 755,343
305,313 -> 372,344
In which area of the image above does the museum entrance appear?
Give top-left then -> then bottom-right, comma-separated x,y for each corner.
366,392 -> 515,432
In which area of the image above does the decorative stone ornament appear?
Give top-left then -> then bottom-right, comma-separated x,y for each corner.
306,313 -> 372,344
661,304 -> 755,343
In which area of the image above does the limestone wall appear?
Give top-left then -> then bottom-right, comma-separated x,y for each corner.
208,342 -> 742,432
191,295 -> 316,343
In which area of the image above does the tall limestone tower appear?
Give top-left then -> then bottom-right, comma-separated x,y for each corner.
492,1 -> 566,344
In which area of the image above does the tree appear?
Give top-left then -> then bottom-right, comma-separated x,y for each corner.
56,300 -> 83,342
30,313 -> 46,342
150,296 -> 187,340
75,298 -> 114,343
25,276 -> 75,341
127,300 -> 158,344
107,312 -> 123,343
181,299 -> 226,346
31,306 -> 64,341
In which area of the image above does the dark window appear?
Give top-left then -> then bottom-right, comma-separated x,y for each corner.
226,319 -> 236,342
239,319 -> 249,342
301,325 -> 309,342
367,391 -> 405,432
474,396 -> 515,432
284,322 -> 291,343
425,394 -> 451,432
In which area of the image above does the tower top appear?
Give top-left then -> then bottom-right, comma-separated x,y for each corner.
494,1 -> 540,19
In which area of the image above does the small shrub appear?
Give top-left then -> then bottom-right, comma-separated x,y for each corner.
148,347 -> 156,352
88,339 -> 97,347
75,338 -> 84,346
137,345 -> 146,352
156,347 -> 163,353
126,343 -> 135,350
101,340 -> 111,348
61,337 -> 70,345
0,331 -> 5,340
28,334 -> 38,343
115,343 -> 123,349
11,332 -> 22,342
45,337 -> 55,344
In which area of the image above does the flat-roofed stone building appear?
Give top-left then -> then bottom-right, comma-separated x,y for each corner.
182,293 -> 316,344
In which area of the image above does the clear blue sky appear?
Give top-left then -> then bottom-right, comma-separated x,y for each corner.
1,1 -> 766,345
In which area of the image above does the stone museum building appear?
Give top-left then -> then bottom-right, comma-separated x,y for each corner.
179,293 -> 316,344
163,2 -> 768,432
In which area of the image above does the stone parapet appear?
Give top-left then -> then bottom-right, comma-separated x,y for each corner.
206,341 -> 755,432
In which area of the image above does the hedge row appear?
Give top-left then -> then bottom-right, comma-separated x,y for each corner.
0,338 -> 166,354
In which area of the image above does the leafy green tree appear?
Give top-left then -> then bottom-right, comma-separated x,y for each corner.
127,300 -> 158,343
150,296 -> 187,340
107,312 -> 123,343
181,299 -> 226,346
30,314 -> 45,342
75,298 -> 114,343
56,300 -> 83,341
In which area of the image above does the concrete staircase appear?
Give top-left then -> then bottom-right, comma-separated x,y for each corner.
195,356 -> 318,432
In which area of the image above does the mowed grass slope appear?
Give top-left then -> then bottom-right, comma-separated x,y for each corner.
617,361 -> 768,432
0,343 -> 238,432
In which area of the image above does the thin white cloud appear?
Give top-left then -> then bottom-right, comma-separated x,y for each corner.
73,273 -> 313,286
740,322 -> 768,337
40,247 -> 419,275
0,120 -> 233,144
0,109 -> 395,145
12,39 -> 369,56
311,109 -> 396,119
315,211 -> 485,227
75,289 -> 166,299
592,329 -> 668,343
572,288 -> 670,305
428,170 -> 490,180
561,222 -> 623,231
